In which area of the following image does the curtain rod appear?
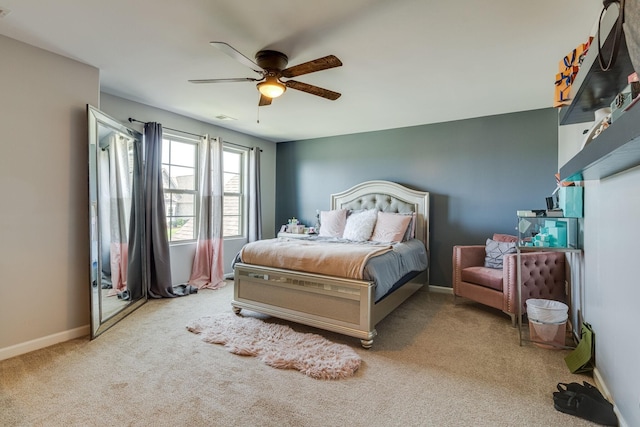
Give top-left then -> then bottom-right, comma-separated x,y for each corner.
128,117 -> 261,151
128,118 -> 203,139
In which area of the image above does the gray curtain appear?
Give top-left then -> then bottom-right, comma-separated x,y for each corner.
127,135 -> 144,300
248,147 -> 262,242
144,122 -> 176,298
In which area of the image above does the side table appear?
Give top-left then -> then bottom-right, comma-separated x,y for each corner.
516,215 -> 582,348
516,246 -> 583,348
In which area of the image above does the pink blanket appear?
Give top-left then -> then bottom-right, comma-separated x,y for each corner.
239,239 -> 393,279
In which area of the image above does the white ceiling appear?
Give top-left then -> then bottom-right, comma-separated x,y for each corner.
0,0 -> 602,142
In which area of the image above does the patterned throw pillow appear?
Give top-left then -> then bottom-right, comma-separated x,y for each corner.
484,238 -> 517,269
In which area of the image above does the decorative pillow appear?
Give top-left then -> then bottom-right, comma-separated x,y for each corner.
370,211 -> 413,243
342,209 -> 378,241
484,238 -> 516,269
402,212 -> 417,241
318,209 -> 347,238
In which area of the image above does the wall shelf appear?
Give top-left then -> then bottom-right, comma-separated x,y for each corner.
558,5 -> 635,125
558,4 -> 640,181
560,102 -> 640,180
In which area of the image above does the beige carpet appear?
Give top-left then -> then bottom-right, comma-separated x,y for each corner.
1,281 -> 597,426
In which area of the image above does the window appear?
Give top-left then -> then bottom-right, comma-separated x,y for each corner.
223,147 -> 246,238
162,135 -> 198,242
161,137 -> 248,243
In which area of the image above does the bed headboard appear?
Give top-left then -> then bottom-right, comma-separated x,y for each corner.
330,180 -> 430,250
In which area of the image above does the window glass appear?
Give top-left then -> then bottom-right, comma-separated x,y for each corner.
223,147 -> 245,238
161,137 -> 248,242
162,136 -> 198,242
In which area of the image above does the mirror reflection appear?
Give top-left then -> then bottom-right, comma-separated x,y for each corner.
88,105 -> 146,338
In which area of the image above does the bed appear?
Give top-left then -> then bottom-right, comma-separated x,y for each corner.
232,180 -> 430,348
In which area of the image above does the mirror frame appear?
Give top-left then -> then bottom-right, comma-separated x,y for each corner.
88,105 -> 147,338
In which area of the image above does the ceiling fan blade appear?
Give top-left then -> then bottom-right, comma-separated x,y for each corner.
210,41 -> 263,75
258,94 -> 272,106
284,80 -> 341,100
188,77 -> 261,84
281,55 -> 342,78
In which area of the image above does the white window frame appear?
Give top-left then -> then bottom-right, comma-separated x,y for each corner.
223,145 -> 248,239
162,133 -> 199,244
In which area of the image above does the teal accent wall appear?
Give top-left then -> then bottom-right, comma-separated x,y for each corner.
276,108 -> 559,287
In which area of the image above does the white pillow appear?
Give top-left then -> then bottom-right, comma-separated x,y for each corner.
318,209 -> 347,237
342,209 -> 378,241
370,211 -> 413,243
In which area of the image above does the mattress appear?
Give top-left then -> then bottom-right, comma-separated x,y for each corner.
235,236 -> 428,302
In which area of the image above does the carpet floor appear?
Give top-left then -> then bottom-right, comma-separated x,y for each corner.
0,281 -> 597,426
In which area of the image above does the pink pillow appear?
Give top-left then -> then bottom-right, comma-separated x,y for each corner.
318,209 -> 347,237
370,211 -> 413,243
492,233 -> 518,243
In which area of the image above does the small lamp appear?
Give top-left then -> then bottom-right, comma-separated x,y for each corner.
257,77 -> 286,98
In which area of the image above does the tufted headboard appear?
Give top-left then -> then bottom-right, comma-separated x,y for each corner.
330,180 -> 430,250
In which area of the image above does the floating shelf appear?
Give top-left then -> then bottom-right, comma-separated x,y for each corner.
558,4 -> 640,181
560,102 -> 640,180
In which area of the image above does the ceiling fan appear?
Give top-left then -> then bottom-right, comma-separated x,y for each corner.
189,42 -> 343,106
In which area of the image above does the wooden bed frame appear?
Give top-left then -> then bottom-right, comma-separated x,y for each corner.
232,180 -> 430,348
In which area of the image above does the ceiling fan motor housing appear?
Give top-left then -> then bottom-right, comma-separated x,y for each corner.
255,50 -> 289,71
191,42 -> 342,105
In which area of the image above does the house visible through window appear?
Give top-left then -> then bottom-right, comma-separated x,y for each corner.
161,136 -> 248,243
162,135 -> 198,242
223,147 -> 247,238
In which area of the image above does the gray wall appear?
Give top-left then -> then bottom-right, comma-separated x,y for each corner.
276,108 -> 559,287
0,35 -> 99,355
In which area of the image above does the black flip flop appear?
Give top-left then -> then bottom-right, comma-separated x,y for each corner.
556,381 -> 609,404
553,390 -> 618,426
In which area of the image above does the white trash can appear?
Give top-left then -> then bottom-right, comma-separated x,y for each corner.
526,299 -> 568,349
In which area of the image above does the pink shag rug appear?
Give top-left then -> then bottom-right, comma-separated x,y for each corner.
186,313 -> 362,380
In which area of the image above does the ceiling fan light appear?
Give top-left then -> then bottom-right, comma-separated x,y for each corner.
257,79 -> 286,98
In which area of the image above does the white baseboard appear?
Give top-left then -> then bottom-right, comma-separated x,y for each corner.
0,325 -> 90,361
593,367 -> 629,427
428,285 -> 453,294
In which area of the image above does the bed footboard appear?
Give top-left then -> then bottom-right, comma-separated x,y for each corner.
232,263 -> 426,348
233,263 -> 377,347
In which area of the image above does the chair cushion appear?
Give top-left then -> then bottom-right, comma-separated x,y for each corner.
461,266 -> 504,292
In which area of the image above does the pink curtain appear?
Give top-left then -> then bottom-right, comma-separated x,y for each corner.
189,135 -> 225,289
104,134 -> 132,296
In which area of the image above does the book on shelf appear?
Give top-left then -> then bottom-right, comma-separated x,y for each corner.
517,209 -> 564,218
545,209 -> 564,217
517,210 -> 544,217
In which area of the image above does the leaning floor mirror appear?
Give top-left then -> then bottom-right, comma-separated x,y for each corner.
88,105 -> 147,338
